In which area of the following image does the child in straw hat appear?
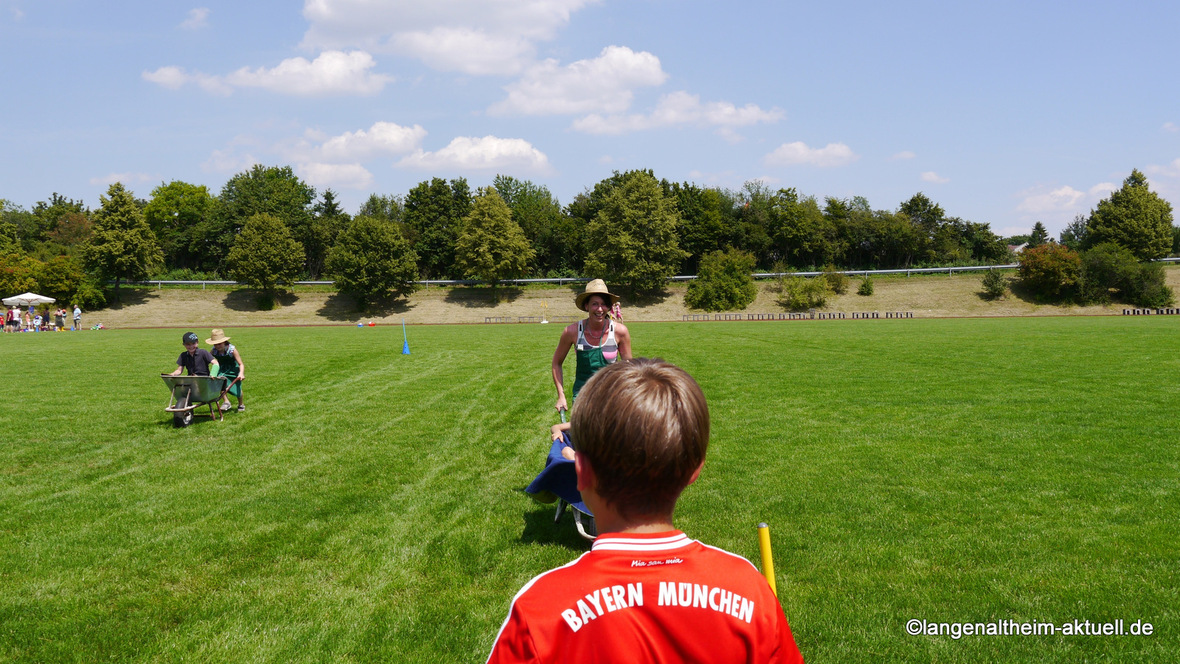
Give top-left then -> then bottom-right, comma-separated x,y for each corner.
207,329 -> 246,412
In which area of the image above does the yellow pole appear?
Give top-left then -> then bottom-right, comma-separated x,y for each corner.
757,522 -> 777,597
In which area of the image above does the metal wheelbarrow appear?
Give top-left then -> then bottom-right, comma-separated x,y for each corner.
161,374 -> 228,427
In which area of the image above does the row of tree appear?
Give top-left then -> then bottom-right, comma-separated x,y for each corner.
2,166 -> 1175,309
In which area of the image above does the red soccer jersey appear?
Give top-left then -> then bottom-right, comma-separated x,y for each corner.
486,531 -> 803,664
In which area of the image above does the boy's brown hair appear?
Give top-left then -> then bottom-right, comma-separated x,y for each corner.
570,358 -> 709,519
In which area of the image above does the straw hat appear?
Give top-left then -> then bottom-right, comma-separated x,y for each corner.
206,328 -> 231,345
575,279 -> 620,311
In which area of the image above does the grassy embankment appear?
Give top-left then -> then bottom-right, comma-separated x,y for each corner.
82,265 -> 1180,328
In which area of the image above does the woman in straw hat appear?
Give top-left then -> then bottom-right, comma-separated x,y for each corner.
551,279 -> 632,413
207,329 -> 246,412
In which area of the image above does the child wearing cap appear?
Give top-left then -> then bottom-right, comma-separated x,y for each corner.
487,358 -> 804,664
169,332 -> 219,377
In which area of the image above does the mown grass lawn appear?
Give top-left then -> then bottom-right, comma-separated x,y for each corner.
1,317 -> 1176,662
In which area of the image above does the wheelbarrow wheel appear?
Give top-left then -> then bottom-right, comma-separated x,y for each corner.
173,388 -> 193,428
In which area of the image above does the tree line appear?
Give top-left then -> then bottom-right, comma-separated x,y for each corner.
1,165 -> 1175,310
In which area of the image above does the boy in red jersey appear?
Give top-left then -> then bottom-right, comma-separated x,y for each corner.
487,358 -> 803,664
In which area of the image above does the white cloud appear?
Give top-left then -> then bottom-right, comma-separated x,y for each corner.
571,91 -> 783,137
180,8 -> 209,30
1164,122 -> 1178,133
225,51 -> 391,96
143,66 -> 188,90
891,151 -> 916,160
489,46 -> 667,116
764,141 -> 859,168
300,0 -> 595,74
921,171 -> 949,184
202,149 -> 258,174
1016,185 -> 1085,214
1144,159 -> 1180,199
89,172 -> 156,186
297,162 -> 374,190
1088,182 -> 1117,196
392,28 -> 534,75
397,136 -> 551,173
1145,159 -> 1180,179
314,121 -> 427,161
144,51 -> 391,97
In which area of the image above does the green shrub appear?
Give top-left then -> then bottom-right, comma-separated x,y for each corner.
1018,244 -> 1081,301
981,270 -> 1008,299
857,277 -> 874,296
1077,243 -> 1175,308
823,266 -> 849,295
778,276 -> 828,311
72,276 -> 108,309
1123,262 -> 1175,308
685,249 -> 757,311
1077,243 -> 1138,304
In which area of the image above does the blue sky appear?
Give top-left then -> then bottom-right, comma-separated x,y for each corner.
1,0 -> 1178,239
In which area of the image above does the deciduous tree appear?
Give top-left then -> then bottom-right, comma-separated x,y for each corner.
143,181 -> 214,271
1017,243 -> 1081,300
455,188 -> 534,286
684,248 -> 757,311
325,215 -> 418,308
83,183 -> 163,297
306,189 -> 351,279
226,213 -> 305,299
404,177 -> 471,279
492,175 -> 571,276
200,165 -> 315,273
583,171 -> 687,294
1084,169 -> 1173,260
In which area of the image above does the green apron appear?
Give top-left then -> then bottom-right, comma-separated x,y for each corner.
213,346 -> 242,398
571,321 -> 618,399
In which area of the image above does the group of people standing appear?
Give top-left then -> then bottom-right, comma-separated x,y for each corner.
4,304 -> 82,333
168,328 -> 246,412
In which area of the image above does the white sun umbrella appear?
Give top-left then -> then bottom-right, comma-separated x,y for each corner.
2,292 -> 56,306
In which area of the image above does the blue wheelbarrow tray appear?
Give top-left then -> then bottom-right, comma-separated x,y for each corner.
526,435 -> 597,540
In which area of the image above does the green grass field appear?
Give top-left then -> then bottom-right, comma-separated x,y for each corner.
1,317 -> 1177,662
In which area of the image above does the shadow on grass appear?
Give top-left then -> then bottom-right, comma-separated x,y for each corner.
1005,280 -> 1059,306
104,287 -> 161,310
443,285 -> 525,308
222,289 -> 298,312
316,292 -> 414,321
622,286 -> 673,308
517,497 -> 594,551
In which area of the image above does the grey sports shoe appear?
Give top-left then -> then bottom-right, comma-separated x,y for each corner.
237,404 -> 245,412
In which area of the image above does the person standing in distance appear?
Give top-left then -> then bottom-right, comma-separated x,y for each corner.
551,279 -> 632,413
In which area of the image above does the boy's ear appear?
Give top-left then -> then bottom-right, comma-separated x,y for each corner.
575,453 -> 596,492
686,461 -> 705,486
